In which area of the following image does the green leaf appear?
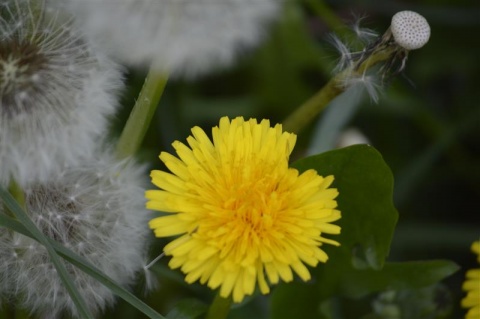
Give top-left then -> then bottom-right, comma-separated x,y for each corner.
270,282 -> 321,319
166,299 -> 207,319
293,144 -> 399,270
271,146 -> 459,319
339,260 -> 459,298
272,145 -> 399,317
0,213 -> 166,319
0,187 -> 94,319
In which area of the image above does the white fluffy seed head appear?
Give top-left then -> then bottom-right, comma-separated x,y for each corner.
0,149 -> 152,318
0,0 -> 124,186
391,10 -> 430,50
63,0 -> 283,78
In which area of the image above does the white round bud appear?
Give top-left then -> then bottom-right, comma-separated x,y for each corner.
391,11 -> 430,50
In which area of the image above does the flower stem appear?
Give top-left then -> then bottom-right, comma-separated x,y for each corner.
282,45 -> 395,134
205,293 -> 232,319
115,68 -> 168,159
6,179 -> 25,215
5,183 -> 27,318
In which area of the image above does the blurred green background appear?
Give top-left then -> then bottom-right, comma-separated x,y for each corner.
108,0 -> 479,318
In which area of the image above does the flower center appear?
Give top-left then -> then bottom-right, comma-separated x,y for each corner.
228,175 -> 278,230
205,160 -> 287,262
0,41 -> 46,116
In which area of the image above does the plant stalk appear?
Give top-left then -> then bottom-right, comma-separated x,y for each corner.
205,293 -> 233,319
282,45 -> 395,134
115,68 -> 168,159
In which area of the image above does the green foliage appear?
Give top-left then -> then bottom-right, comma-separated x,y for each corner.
166,299 -> 207,319
270,146 -> 458,319
2,0 -> 478,317
294,145 -> 398,272
367,284 -> 454,319
338,261 -> 459,299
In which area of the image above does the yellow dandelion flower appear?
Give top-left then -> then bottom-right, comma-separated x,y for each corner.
462,240 -> 480,319
146,116 -> 341,303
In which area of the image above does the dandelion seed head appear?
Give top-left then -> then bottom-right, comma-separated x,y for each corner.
0,149 -> 152,318
0,0 -> 124,186
391,11 -> 430,50
65,0 -> 283,77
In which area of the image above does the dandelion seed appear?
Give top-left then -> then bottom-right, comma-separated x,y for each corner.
64,0 -> 283,77
0,149 -> 151,318
0,0 -> 123,186
329,34 -> 355,73
146,116 -> 341,303
341,73 -> 381,103
351,16 -> 378,43
461,240 -> 480,319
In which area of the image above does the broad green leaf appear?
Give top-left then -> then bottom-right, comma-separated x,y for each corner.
0,187 -> 94,319
272,145 -> 398,317
166,299 -> 207,319
0,213 -> 166,319
294,145 -> 399,271
271,146 -> 459,319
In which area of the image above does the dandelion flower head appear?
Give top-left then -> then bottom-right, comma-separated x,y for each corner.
462,240 -> 480,319
146,116 -> 341,302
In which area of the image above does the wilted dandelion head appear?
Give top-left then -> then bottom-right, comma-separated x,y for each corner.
0,0 -> 123,186
146,116 -> 341,302
329,10 -> 431,102
461,240 -> 480,319
65,0 -> 283,77
0,150 -> 151,318
390,11 -> 430,51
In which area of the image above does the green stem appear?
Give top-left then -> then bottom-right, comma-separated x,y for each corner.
7,179 -> 25,211
304,0 -> 346,35
282,45 -> 395,133
205,293 -> 232,319
3,302 -> 15,319
4,183 -> 28,319
115,68 -> 168,159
